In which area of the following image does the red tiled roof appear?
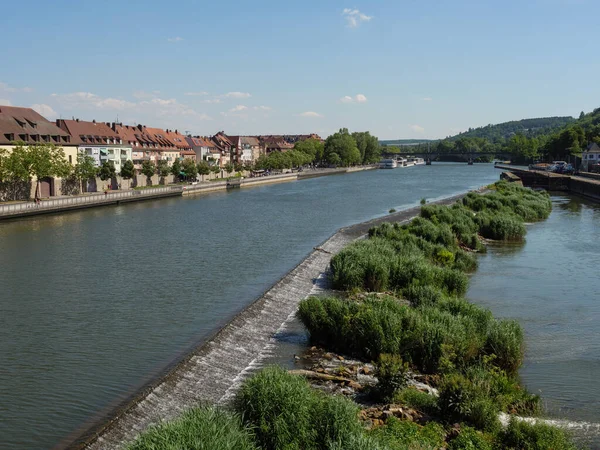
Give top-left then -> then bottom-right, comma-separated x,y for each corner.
0,105 -> 72,145
57,119 -> 119,146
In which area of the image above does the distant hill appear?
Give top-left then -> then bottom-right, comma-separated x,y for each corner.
447,116 -> 575,143
380,139 -> 435,146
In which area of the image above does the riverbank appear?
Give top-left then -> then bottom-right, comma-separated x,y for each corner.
71,189 -> 480,450
0,166 -> 376,220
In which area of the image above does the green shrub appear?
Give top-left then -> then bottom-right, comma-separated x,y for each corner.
447,426 -> 493,450
371,417 -> 445,450
126,406 -> 257,450
485,319 -> 524,377
374,354 -> 410,402
393,387 -> 439,416
478,212 -> 526,241
234,366 -> 317,449
499,418 -> 576,450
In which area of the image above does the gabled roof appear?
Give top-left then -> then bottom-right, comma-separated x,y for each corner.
165,129 -> 192,150
586,142 -> 600,152
0,105 -> 72,145
240,136 -> 260,146
57,119 -> 119,146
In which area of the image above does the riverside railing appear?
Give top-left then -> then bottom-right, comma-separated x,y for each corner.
0,186 -> 183,217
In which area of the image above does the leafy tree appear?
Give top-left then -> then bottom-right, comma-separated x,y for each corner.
120,160 -> 135,181
182,158 -> 198,180
324,128 -> 361,166
224,163 -> 234,174
170,159 -> 182,178
352,131 -> 380,164
0,145 -> 31,200
74,153 -> 98,193
141,160 -> 156,185
197,161 -> 211,180
210,165 -> 221,177
98,160 -> 116,181
234,162 -> 243,173
17,143 -> 73,198
294,138 -> 323,162
157,160 -> 170,177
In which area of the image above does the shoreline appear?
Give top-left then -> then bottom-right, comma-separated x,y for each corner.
66,189 -> 480,450
0,166 -> 376,221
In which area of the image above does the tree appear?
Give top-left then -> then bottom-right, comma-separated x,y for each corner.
182,158 -> 198,181
120,160 -> 135,187
98,160 -> 116,181
157,160 -> 170,177
324,128 -> 361,166
22,143 -> 72,198
210,165 -> 221,177
197,161 -> 211,181
74,153 -> 98,193
170,159 -> 182,179
224,163 -> 233,175
0,145 -> 30,200
352,131 -> 380,164
294,138 -> 323,163
141,160 -> 156,185
234,162 -> 243,173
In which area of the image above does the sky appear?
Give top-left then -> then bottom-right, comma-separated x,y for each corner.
0,0 -> 598,139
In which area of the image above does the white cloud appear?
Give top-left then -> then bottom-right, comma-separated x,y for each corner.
340,94 -> 368,103
410,124 -> 425,133
31,103 -> 57,118
167,37 -> 184,42
422,97 -> 433,102
51,92 -> 136,110
0,99 -> 12,106
342,8 -> 373,28
202,98 -> 222,104
229,105 -> 248,112
0,81 -> 33,93
253,105 -> 272,111
223,91 -> 251,99
133,91 -> 159,100
300,111 -> 323,118
185,91 -> 209,96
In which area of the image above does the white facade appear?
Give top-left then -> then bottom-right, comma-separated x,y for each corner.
582,143 -> 600,171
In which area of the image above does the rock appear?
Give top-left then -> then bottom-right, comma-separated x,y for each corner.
294,355 -> 300,361
337,355 -> 345,361
361,366 -> 371,375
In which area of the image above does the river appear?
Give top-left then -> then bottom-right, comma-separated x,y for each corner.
0,164 -> 592,449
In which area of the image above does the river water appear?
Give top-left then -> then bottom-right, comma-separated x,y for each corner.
0,164 -> 594,449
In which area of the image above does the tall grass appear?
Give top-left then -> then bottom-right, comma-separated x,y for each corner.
125,406 -> 257,450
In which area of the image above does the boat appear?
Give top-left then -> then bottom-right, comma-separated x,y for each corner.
379,159 -> 398,169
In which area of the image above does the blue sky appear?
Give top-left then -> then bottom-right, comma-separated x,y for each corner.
0,0 -> 597,139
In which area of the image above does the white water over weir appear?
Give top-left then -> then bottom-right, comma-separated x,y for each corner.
79,193 -> 473,450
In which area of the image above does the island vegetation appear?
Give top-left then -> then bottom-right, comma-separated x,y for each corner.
126,182 -> 578,450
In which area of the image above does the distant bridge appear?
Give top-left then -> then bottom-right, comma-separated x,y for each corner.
381,151 -> 514,161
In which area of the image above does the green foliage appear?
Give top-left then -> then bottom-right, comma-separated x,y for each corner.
235,367 -> 368,450
370,417 -> 446,450
389,208 -> 396,213
447,426 -> 493,450
224,162 -> 233,174
120,159 -> 135,179
182,158 -> 198,180
374,354 -> 409,402
125,406 -> 257,450
324,128 -> 361,166
141,160 -> 156,179
393,387 -> 439,416
170,158 -> 182,177
352,131 -> 381,164
499,418 -> 576,450
197,161 -> 211,176
98,160 -> 116,181
294,137 -> 324,162
74,153 -> 98,191
420,198 -> 426,205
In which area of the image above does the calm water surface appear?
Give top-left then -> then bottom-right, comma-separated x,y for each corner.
468,194 -> 600,428
0,164 -> 498,449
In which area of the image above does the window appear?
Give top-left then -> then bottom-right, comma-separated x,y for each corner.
69,155 -> 72,164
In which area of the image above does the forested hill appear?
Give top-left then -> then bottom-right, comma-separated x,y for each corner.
448,116 -> 574,143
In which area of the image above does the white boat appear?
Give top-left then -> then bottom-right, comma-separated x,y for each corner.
379,159 -> 398,169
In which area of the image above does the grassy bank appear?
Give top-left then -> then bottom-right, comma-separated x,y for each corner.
126,182 -> 577,449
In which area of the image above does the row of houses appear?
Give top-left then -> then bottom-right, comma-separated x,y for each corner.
0,105 -> 322,174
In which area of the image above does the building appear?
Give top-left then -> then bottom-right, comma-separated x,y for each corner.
212,132 -> 234,167
144,127 -> 179,165
582,143 -> 600,171
56,119 -> 132,172
0,105 -> 77,197
228,135 -> 262,165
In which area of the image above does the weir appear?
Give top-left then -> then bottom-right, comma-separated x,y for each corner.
74,192 -> 472,450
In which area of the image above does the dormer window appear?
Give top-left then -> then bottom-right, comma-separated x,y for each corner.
15,118 -> 27,128
26,119 -> 37,128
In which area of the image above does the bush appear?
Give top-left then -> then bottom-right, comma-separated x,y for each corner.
234,366 -> 317,449
485,320 -> 524,377
374,354 -> 409,402
393,387 -> 439,416
125,406 -> 257,450
235,367 -> 369,450
499,418 -> 576,450
371,417 -> 446,450
478,212 -> 526,241
447,426 -> 493,450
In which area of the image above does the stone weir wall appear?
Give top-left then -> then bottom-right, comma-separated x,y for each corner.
69,190 -> 475,450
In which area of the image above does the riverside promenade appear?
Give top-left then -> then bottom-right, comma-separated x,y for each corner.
72,188 -> 480,450
0,166 -> 375,220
